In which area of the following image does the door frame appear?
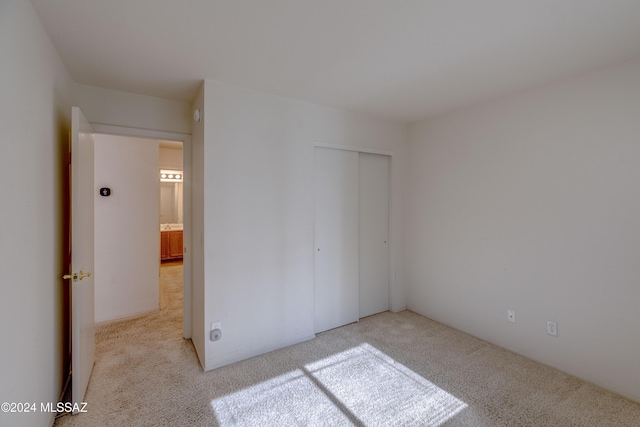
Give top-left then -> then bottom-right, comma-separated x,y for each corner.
313,142 -> 397,315
91,123 -> 193,338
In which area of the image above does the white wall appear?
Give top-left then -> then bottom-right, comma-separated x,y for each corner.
159,146 -> 183,169
74,83 -> 192,134
94,135 -> 159,322
406,57 -> 640,402
201,81 -> 407,370
0,1 -> 74,426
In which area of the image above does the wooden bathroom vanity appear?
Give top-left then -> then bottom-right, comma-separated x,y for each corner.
160,229 -> 183,261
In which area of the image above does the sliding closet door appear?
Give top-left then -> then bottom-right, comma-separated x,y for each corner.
359,153 -> 390,318
314,147 -> 359,333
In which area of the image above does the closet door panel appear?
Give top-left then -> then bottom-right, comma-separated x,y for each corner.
359,152 -> 390,318
314,147 -> 359,333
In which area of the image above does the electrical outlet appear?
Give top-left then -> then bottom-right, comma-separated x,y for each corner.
507,309 -> 516,323
210,321 -> 222,342
210,328 -> 222,341
547,321 -> 558,337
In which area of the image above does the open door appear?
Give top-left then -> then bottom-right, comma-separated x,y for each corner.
65,106 -> 95,410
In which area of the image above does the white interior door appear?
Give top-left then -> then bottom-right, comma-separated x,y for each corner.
314,147 -> 359,333
68,106 -> 95,410
358,153 -> 390,318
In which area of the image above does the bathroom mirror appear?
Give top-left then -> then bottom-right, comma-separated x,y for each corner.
158,143 -> 183,228
160,181 -> 183,224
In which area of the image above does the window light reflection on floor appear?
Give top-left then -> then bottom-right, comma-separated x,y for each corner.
210,343 -> 467,426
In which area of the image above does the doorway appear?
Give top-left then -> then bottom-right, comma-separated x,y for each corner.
159,141 -> 184,314
90,130 -> 191,338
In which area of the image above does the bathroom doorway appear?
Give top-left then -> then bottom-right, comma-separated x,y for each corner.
159,141 -> 184,313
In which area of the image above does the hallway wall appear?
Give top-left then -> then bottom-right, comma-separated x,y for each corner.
73,84 -> 192,134
94,135 -> 160,322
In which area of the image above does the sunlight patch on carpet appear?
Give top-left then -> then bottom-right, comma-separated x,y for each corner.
210,369 -> 351,426
305,343 -> 467,426
210,343 -> 466,426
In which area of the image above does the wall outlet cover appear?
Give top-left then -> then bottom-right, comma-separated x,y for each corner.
547,321 -> 558,337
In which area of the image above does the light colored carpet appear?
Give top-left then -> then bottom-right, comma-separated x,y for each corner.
158,260 -> 184,311
54,266 -> 640,426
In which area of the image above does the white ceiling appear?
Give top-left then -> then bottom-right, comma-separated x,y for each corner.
30,0 -> 640,123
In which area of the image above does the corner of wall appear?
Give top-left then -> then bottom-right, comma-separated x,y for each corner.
189,82 -> 206,368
